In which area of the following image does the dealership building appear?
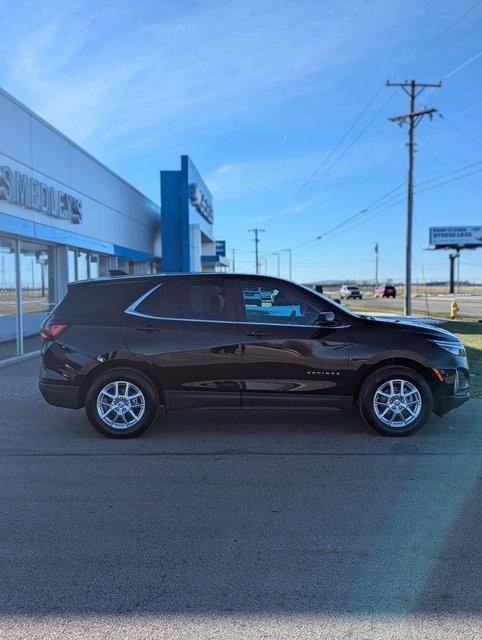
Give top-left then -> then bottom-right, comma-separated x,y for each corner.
0,87 -> 225,362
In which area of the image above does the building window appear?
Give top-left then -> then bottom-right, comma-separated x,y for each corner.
77,250 -> 89,280
21,241 -> 55,355
0,236 -> 18,360
68,248 -> 77,282
90,254 -> 99,279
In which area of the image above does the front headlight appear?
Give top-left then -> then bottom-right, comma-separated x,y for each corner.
432,339 -> 466,357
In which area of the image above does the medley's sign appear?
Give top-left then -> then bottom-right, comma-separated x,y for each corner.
0,165 -> 83,224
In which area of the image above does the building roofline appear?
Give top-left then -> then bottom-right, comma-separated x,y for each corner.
0,85 -> 159,209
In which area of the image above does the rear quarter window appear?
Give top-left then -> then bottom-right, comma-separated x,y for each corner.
52,280 -> 151,323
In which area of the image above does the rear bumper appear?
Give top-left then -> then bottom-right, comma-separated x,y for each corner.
39,380 -> 82,409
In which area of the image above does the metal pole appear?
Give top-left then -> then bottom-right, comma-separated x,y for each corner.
449,253 -> 456,294
374,242 -> 379,288
248,229 -> 265,274
231,249 -> 236,273
404,80 -> 416,316
456,249 -> 460,294
281,249 -> 293,280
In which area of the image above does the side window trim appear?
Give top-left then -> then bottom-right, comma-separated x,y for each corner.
124,284 -> 163,318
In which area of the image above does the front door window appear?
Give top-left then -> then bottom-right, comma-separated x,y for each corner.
240,282 -> 321,325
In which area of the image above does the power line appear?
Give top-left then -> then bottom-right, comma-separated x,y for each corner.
262,86 -> 389,223
389,0 -> 482,77
263,3 -> 482,226
443,49 -> 482,80
292,160 -> 482,258
441,115 -> 482,149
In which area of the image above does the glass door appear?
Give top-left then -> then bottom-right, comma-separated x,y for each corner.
0,236 -> 19,360
20,241 -> 55,355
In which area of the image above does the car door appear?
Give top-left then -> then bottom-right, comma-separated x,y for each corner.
121,276 -> 242,409
234,278 -> 350,409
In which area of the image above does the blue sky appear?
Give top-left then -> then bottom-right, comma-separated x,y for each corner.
1,0 -> 482,283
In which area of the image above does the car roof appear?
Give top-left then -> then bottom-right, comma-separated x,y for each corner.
70,272 -> 296,287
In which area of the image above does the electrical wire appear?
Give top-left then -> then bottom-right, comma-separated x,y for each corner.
292,161 -> 482,257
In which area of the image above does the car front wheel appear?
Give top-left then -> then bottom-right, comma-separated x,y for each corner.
358,366 -> 433,436
85,368 -> 159,438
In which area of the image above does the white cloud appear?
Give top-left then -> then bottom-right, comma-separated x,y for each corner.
0,0 -> 416,154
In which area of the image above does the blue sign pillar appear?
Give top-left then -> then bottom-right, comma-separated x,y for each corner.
161,156 -> 214,272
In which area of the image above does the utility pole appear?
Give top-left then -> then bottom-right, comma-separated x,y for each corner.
248,228 -> 265,274
374,242 -> 379,288
387,79 -> 441,315
231,248 -> 237,273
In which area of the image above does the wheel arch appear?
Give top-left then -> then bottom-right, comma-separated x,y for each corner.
79,358 -> 165,407
352,357 -> 439,404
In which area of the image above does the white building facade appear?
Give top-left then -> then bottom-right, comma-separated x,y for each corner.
0,88 -> 161,361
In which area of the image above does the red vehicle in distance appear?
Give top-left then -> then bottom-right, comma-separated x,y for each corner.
375,284 -> 397,298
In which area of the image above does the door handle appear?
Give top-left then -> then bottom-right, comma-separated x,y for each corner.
245,330 -> 270,338
135,324 -> 160,332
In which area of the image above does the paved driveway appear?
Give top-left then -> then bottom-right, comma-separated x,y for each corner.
0,357 -> 481,639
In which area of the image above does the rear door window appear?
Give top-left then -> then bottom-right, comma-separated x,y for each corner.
136,279 -> 233,321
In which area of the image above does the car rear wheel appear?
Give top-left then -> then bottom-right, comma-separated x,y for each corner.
358,366 -> 433,436
85,368 -> 159,438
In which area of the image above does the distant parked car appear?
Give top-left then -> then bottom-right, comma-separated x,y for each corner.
340,284 -> 363,300
375,284 -> 397,298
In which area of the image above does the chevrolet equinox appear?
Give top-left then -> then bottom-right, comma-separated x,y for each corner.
39,273 -> 470,438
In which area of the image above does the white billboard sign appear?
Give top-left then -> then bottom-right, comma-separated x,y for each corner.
429,225 -> 482,248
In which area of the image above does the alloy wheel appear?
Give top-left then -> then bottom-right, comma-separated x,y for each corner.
96,380 -> 146,429
372,378 -> 422,428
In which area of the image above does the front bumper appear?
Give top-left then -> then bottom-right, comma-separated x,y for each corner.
433,366 -> 470,416
39,380 -> 82,409
434,392 -> 470,417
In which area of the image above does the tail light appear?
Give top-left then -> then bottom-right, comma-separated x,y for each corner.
40,320 -> 69,341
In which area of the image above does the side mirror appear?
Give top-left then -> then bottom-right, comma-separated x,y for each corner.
316,311 -> 336,325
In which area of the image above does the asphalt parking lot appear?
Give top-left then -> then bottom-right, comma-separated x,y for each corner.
1,357 -> 481,640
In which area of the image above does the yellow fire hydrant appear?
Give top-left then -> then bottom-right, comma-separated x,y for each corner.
450,299 -> 459,319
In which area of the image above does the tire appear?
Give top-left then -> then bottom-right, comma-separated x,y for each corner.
85,368 -> 159,438
358,365 -> 433,436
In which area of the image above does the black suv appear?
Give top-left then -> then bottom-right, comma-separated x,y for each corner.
39,273 -> 470,438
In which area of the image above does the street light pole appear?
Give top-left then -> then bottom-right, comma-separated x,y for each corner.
280,249 -> 292,280
274,252 -> 281,277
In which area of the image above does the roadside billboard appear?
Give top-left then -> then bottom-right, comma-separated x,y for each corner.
429,226 -> 482,249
